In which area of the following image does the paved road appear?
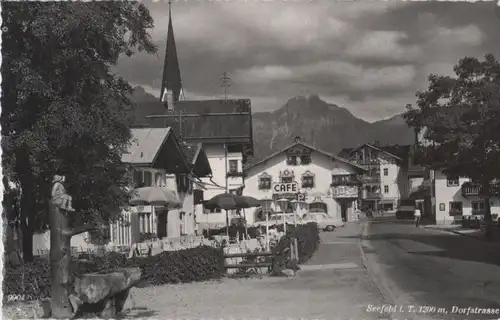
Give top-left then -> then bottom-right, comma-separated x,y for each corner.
361,217 -> 500,320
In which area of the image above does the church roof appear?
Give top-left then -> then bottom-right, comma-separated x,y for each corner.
160,3 -> 182,103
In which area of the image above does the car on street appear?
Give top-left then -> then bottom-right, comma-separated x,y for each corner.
302,212 -> 344,231
396,199 -> 416,219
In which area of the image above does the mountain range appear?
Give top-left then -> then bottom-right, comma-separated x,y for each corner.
130,87 -> 416,162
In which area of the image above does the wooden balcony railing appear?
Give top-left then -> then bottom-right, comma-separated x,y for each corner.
461,184 -> 482,197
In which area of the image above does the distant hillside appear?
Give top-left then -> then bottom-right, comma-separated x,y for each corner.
250,95 -> 415,162
129,87 -> 415,162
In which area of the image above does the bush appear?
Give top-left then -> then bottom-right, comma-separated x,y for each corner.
270,222 -> 320,275
125,246 -> 224,286
3,246 -> 224,302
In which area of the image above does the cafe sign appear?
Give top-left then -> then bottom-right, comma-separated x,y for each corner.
273,182 -> 299,194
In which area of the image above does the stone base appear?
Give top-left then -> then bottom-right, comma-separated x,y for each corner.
71,267 -> 141,318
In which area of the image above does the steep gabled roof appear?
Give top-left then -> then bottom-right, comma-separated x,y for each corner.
160,2 -> 182,103
122,128 -> 173,164
244,141 -> 367,173
342,143 -> 404,161
179,142 -> 212,177
122,127 -> 190,173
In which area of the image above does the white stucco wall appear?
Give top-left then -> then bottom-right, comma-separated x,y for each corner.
433,170 -> 500,224
197,144 -> 245,227
379,162 -> 402,201
243,149 -> 360,223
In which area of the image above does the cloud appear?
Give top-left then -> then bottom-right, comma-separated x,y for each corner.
346,31 -> 422,61
233,61 -> 416,93
115,1 -> 499,121
429,25 -> 484,47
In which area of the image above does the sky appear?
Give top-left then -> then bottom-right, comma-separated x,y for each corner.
115,0 -> 500,122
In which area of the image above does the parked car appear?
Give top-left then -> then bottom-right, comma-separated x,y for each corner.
302,212 -> 344,231
396,199 -> 416,219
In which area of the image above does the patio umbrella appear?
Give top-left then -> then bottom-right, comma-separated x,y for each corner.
238,195 -> 261,209
130,187 -> 182,208
204,193 -> 242,236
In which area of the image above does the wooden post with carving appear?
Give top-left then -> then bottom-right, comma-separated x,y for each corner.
49,175 -> 103,318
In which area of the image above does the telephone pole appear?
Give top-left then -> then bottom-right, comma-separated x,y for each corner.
221,72 -> 231,101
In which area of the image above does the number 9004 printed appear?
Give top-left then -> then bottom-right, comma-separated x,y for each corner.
7,294 -> 34,302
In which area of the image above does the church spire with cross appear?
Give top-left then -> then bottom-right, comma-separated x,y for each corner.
160,0 -> 183,109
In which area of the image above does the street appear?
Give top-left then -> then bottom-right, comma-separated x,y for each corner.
361,217 -> 500,320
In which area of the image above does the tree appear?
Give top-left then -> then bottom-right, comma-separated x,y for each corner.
404,54 -> 500,239
1,2 -> 157,317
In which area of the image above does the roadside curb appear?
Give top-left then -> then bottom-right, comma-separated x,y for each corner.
359,221 -> 429,320
358,221 -> 401,320
423,226 -> 481,239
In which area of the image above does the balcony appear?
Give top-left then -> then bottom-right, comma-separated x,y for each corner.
360,175 -> 380,183
331,185 -> 359,198
330,179 -> 360,187
351,158 -> 379,166
226,171 -> 246,178
362,190 -> 382,199
461,182 -> 482,197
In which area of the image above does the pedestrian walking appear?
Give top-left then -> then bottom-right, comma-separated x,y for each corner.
414,207 -> 422,227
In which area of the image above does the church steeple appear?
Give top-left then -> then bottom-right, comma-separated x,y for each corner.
160,0 -> 183,109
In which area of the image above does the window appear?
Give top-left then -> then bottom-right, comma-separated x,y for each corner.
133,170 -> 143,188
383,168 -> 388,176
332,174 -> 357,185
133,170 -> 153,188
300,154 -> 311,165
286,156 -> 297,166
259,177 -> 272,190
280,170 -> 294,183
228,160 -> 238,173
449,201 -> 463,216
302,175 -> 315,188
309,202 -> 327,213
446,176 -> 459,187
384,185 -> 389,193
155,172 -> 165,187
208,208 -> 221,214
471,201 -> 485,214
176,174 -> 190,192
143,171 -> 152,187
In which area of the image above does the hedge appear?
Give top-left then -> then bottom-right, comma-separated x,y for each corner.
3,246 -> 224,303
270,222 -> 320,275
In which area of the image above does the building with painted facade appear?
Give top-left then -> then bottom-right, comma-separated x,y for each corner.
109,127 -> 211,246
339,144 -> 424,212
132,4 -> 254,230
243,137 -> 367,224
414,127 -> 500,225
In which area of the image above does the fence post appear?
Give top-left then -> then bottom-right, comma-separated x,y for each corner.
294,238 -> 299,262
289,241 -> 294,261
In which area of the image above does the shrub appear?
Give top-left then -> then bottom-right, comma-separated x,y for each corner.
3,246 -> 223,302
270,222 -> 320,275
125,246 -> 224,286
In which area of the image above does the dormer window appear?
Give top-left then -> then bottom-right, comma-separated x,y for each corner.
300,154 -> 311,165
446,176 -> 459,187
287,156 -> 297,166
258,172 -> 272,190
302,171 -> 315,188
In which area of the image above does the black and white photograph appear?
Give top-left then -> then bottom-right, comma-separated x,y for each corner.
2,0 -> 500,319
